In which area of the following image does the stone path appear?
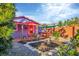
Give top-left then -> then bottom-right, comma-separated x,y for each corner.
7,42 -> 39,56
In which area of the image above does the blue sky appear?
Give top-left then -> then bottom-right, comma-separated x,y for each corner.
15,3 -> 79,24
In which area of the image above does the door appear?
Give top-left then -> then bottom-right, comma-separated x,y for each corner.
28,25 -> 35,36
29,25 -> 34,35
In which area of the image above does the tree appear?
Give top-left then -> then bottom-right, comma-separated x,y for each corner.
64,17 -> 79,26
0,3 -> 16,55
72,17 -> 79,25
57,21 -> 63,27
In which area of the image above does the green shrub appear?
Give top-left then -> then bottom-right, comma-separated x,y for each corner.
0,3 -> 15,55
57,44 -> 78,56
52,31 -> 60,40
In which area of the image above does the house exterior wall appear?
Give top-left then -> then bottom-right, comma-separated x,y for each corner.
14,22 -> 39,37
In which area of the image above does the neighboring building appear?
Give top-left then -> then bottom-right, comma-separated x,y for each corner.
12,16 -> 40,39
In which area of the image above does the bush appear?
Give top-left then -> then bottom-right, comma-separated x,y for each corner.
57,44 -> 78,56
52,31 -> 60,40
0,3 -> 15,55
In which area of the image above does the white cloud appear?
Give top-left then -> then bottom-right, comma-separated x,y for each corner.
41,4 -> 70,18
40,3 -> 79,23
16,11 -> 24,16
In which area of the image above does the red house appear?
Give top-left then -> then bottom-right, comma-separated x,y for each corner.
13,16 -> 40,39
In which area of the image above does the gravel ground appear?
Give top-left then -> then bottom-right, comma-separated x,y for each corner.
7,42 -> 39,56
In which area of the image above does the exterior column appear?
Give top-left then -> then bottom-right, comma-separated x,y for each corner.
36,25 -> 38,34
16,23 -> 18,31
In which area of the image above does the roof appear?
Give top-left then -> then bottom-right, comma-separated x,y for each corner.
13,16 -> 40,25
